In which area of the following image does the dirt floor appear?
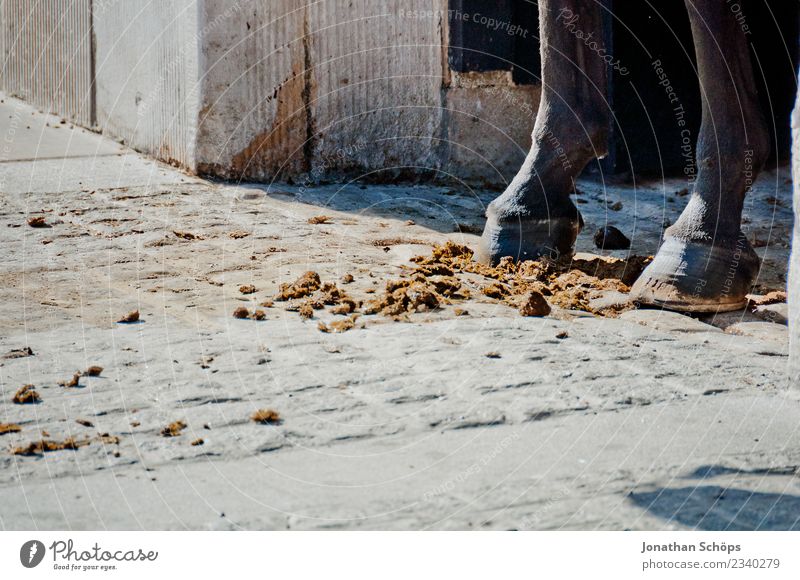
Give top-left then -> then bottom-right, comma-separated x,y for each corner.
0,94 -> 798,530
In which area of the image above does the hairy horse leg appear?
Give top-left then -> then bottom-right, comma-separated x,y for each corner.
477,0 -> 610,264
631,0 -> 770,312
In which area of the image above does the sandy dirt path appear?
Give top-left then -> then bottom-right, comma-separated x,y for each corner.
0,94 -> 796,530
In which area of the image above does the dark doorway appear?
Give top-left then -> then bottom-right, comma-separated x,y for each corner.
609,0 -> 799,176
448,0 -> 541,84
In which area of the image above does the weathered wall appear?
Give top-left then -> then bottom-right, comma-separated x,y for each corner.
0,0 -> 93,126
0,0 -> 541,186
196,0 -> 307,178
307,0 -> 447,182
196,0 -> 452,183
791,76 -> 800,387
93,0 -> 201,168
443,82 -> 540,188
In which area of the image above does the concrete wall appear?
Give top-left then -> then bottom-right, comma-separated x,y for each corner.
195,0 -> 309,178
93,0 -> 201,168
195,0 -> 538,186
197,0 -> 449,182
0,0 -> 540,186
443,82 -> 540,188
0,0 -> 93,126
791,77 -> 800,387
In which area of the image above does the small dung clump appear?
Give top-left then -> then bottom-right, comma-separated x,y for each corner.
307,215 -> 332,224
341,273 -> 354,284
253,309 -> 267,321
12,437 -> 90,456
76,419 -> 94,428
117,310 -> 140,323
330,300 -> 357,315
0,423 -> 22,435
251,409 -> 281,425
27,216 -> 50,228
60,372 -> 81,388
160,420 -> 187,437
748,290 -> 787,307
298,301 -> 315,319
98,433 -> 120,445
12,385 -> 40,404
229,230 -> 250,239
318,315 -> 359,333
173,230 -> 202,240
191,438 -> 204,446
482,283 -> 508,299
276,271 -> 321,300
3,346 -> 34,359
233,306 -> 250,319
239,284 -> 257,295
364,280 -> 440,317
85,365 -> 103,377
519,290 -> 551,317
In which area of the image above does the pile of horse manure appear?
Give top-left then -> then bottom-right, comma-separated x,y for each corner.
274,242 -> 650,328
406,241 -> 651,317
275,271 -> 321,300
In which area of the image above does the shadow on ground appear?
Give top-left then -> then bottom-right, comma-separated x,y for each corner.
629,486 -> 800,530
234,181 -> 495,236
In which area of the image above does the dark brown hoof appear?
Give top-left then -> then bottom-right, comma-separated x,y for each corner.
630,235 -> 760,313
477,209 -> 582,265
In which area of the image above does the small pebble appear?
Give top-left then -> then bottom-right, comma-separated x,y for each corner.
593,226 -> 630,250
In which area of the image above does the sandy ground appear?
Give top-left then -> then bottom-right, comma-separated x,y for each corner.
0,94 -> 798,531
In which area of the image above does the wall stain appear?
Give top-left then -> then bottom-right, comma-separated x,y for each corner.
199,5 -> 316,181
